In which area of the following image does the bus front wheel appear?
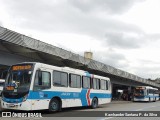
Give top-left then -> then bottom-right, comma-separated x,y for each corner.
149,97 -> 151,102
49,98 -> 61,112
91,97 -> 98,109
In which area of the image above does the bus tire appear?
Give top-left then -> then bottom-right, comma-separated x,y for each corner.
91,97 -> 98,109
49,98 -> 61,112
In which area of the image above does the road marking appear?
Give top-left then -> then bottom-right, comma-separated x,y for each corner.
134,109 -> 143,111
104,117 -> 114,120
134,105 -> 157,111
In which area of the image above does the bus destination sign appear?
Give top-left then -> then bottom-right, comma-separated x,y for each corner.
12,65 -> 32,71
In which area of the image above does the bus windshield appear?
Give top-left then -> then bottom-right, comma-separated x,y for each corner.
134,89 -> 145,95
4,64 -> 33,92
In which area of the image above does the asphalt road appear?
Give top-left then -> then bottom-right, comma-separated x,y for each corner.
0,101 -> 160,120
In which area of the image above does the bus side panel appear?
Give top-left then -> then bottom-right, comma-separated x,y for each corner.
28,88 -> 83,110
62,99 -> 82,108
133,97 -> 149,102
31,99 -> 50,110
90,89 -> 111,105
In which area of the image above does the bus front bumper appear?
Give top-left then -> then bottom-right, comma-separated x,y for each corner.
1,100 -> 32,111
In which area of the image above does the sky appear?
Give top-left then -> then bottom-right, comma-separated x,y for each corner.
0,0 -> 160,79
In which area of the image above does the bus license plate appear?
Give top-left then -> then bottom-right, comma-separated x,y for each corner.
8,104 -> 15,107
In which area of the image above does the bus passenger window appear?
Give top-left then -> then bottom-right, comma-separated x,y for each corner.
82,76 -> 90,89
69,74 -> 81,88
53,71 -> 68,87
53,71 -> 61,86
34,71 -> 51,91
100,80 -> 106,90
93,78 -> 100,90
61,73 -> 68,87
97,79 -> 100,89
42,72 -> 50,86
93,78 -> 96,89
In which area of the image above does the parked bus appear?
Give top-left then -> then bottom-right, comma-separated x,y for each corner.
0,70 -> 8,80
1,62 -> 112,111
0,79 -> 5,96
0,70 -> 8,96
133,86 -> 159,102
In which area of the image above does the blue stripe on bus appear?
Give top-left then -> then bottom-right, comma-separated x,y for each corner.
81,89 -> 88,106
28,91 -> 81,99
2,97 -> 23,103
27,90 -> 111,99
135,95 -> 159,99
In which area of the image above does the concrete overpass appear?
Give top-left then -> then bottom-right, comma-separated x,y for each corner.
0,26 -> 160,91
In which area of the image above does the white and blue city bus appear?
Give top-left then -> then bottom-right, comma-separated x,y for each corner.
0,79 -> 5,96
1,62 -> 112,111
0,70 -> 8,96
133,86 -> 159,102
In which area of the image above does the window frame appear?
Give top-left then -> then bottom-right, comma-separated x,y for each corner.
82,76 -> 91,89
53,70 -> 68,87
100,79 -> 107,90
106,80 -> 109,90
92,78 -> 100,90
33,70 -> 51,91
69,73 -> 81,88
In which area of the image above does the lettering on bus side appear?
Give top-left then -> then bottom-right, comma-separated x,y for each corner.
61,92 -> 71,96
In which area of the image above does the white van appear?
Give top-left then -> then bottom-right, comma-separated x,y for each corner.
0,79 -> 5,96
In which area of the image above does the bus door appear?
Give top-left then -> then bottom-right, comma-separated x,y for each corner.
32,68 -> 52,110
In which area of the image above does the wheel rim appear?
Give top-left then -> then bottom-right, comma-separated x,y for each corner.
51,101 -> 58,110
93,99 -> 97,107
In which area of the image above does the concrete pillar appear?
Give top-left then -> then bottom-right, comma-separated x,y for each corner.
128,86 -> 132,94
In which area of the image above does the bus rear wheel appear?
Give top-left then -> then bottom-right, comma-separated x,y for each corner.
91,97 -> 98,109
49,98 -> 61,112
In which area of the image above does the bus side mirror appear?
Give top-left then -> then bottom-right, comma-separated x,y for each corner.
38,70 -> 42,85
